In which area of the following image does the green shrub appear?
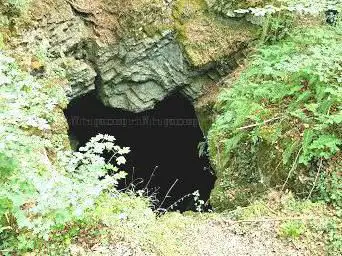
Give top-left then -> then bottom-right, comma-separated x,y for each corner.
317,158 -> 342,214
0,52 -> 131,253
208,25 -> 342,210
279,220 -> 305,239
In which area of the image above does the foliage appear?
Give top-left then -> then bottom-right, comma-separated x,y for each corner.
229,191 -> 342,255
214,1 -> 342,44
0,52 -> 131,253
316,157 -> 342,213
0,132 -> 129,253
208,25 -> 342,208
234,1 -> 342,16
279,220 -> 305,238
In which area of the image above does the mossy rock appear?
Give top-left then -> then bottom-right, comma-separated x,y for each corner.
208,138 -> 334,211
209,141 -> 281,210
26,0 -> 257,67
173,0 -> 257,67
28,0 -> 171,42
206,0 -> 272,17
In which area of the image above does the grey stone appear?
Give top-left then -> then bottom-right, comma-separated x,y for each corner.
97,32 -> 191,112
15,0 -> 250,113
59,57 -> 97,99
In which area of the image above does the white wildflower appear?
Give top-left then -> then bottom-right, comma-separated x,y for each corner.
93,142 -> 105,154
116,156 -> 126,165
118,147 -> 130,155
103,134 -> 116,142
79,146 -> 87,152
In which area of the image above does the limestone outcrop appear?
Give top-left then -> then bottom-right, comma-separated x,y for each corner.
11,0 -> 256,112
96,31 -> 191,112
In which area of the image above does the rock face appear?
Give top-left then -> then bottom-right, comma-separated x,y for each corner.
14,0 -> 256,113
62,57 -> 97,99
97,31 -> 191,112
205,0 -> 270,17
96,30 -> 248,112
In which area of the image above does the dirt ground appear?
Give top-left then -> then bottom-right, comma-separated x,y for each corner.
71,217 -> 314,256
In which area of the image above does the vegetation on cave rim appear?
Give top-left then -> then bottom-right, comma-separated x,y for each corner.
208,24 -> 342,211
0,52 -> 142,253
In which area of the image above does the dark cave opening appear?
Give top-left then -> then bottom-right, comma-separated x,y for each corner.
65,91 -> 216,212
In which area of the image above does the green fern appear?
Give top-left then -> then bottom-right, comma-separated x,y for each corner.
208,25 -> 342,205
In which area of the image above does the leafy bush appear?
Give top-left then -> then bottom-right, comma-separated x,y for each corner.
317,157 -> 342,213
208,25 -> 342,209
279,220 -> 305,238
0,52 -> 131,253
0,133 -> 129,252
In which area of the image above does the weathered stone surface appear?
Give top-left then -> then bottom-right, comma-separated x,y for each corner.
96,30 -> 248,111
59,57 -> 97,99
13,0 -> 256,113
205,0 -> 270,17
97,31 -> 191,112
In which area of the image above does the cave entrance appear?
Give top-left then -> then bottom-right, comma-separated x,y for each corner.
65,91 -> 216,212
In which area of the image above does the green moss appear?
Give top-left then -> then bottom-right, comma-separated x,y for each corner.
173,0 -> 257,67
210,142 -> 263,210
195,103 -> 216,135
105,0 -> 172,39
86,194 -> 198,256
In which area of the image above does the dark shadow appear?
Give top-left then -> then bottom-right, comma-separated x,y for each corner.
64,91 -> 216,212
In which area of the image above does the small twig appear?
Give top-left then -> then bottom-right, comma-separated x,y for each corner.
235,216 -> 321,223
224,216 -> 322,225
107,152 -> 118,164
237,116 -> 282,131
166,193 -> 193,211
128,178 -> 144,189
131,167 -> 135,185
144,166 -> 158,190
307,158 -> 323,200
260,202 -> 278,216
282,147 -> 303,191
291,240 -> 299,251
158,179 -> 179,210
